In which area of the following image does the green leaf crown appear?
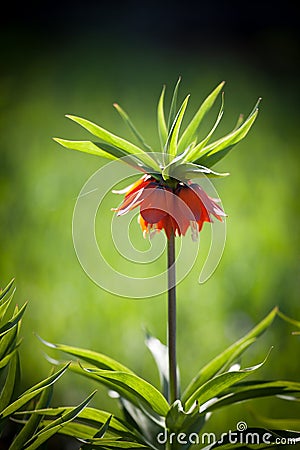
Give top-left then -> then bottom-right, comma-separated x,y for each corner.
54,78 -> 260,181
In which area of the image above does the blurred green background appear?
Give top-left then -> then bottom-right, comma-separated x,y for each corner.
1,0 -> 299,439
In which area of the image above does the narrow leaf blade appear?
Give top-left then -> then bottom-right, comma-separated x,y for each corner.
0,302 -> 27,338
185,92 -> 224,161
82,368 -> 169,416
8,383 -> 54,450
186,353 -> 270,410
195,107 -> 259,167
0,288 -> 16,321
206,380 -> 300,412
23,392 -> 96,450
178,81 -> 225,153
157,85 -> 168,148
53,138 -> 119,160
113,103 -> 152,152
182,307 -> 278,404
0,279 -> 15,302
145,332 -> 169,400
0,352 -> 20,411
65,115 -> 160,171
38,336 -> 133,373
0,363 -> 69,419
168,95 -> 190,158
167,77 -> 181,130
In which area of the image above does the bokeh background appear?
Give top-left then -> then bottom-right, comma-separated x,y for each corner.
1,0 -> 299,443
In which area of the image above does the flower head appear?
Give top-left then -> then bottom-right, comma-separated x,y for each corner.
113,174 -> 226,240
55,79 -> 259,239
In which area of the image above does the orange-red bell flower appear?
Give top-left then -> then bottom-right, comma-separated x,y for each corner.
114,175 -> 226,240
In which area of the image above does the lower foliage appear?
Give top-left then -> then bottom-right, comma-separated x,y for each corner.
1,279 -> 300,449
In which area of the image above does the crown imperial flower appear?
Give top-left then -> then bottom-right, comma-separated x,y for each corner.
113,175 -> 226,240
54,78 -> 259,240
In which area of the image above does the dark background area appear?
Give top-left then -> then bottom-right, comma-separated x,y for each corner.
1,0 -> 299,74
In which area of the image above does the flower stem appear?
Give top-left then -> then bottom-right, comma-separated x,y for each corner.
167,232 -> 178,404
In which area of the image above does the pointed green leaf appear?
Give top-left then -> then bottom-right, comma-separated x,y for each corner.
0,363 -> 69,419
185,92 -> 224,161
232,113 -> 244,131
206,108 -> 258,156
157,85 -> 168,148
0,288 -> 15,321
38,418 -> 127,443
168,95 -> 190,158
194,107 -> 259,167
82,368 -> 169,416
81,416 -> 132,450
113,103 -> 152,152
182,307 -> 278,404
38,336 -> 133,373
35,391 -> 96,434
54,140 -> 149,173
0,352 -> 19,411
53,138 -> 122,160
0,320 -> 19,360
186,353 -> 270,410
0,279 -> 15,302
278,310 -> 300,329
0,347 -> 19,370
46,420 -> 101,440
9,383 -> 54,450
145,332 -> 169,400
23,391 -> 96,450
18,406 -> 135,439
80,409 -> 136,437
206,380 -> 300,412
167,77 -> 181,130
67,362 -> 143,410
65,115 -> 160,171
0,302 -> 27,338
178,81 -> 225,154
81,415 -> 112,449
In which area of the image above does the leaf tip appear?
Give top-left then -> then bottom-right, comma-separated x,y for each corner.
65,114 -> 77,121
35,333 -> 57,349
52,137 -> 67,148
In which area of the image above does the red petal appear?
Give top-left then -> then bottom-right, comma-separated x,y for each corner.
177,185 -> 204,221
117,174 -> 152,198
190,184 -> 226,221
114,188 -> 144,215
140,186 -> 168,224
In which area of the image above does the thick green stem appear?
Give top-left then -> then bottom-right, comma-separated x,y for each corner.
167,232 -> 178,404
166,442 -> 172,450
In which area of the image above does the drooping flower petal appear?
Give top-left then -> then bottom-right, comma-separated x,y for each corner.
113,175 -> 226,240
140,186 -> 168,224
189,183 -> 227,221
